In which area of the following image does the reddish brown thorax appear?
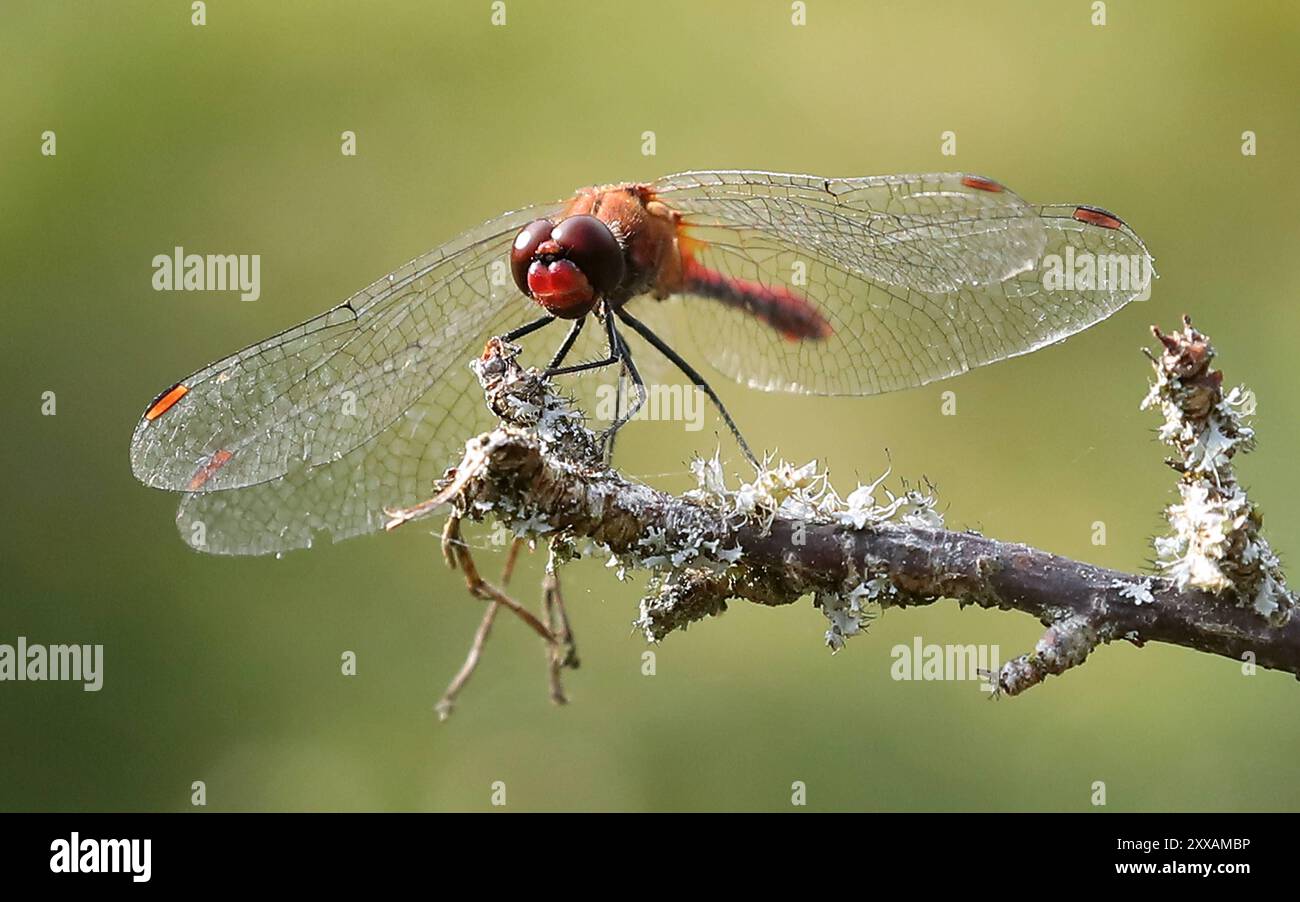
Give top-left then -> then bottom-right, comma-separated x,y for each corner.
559,183 -> 687,305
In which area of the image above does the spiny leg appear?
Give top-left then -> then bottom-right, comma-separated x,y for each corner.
615,307 -> 759,469
546,316 -> 586,370
608,363 -> 625,461
613,323 -> 648,423
501,314 -> 556,343
544,309 -> 624,377
602,359 -> 625,465
612,318 -> 627,457
602,321 -> 648,462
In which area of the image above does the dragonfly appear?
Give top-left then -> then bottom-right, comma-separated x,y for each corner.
130,170 -> 1154,556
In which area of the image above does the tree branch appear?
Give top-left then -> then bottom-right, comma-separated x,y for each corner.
387,321 -> 1299,698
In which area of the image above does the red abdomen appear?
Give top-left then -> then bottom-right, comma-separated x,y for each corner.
681,258 -> 832,341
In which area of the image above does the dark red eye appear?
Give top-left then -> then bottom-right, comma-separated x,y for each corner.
550,215 -> 625,298
511,219 -> 555,295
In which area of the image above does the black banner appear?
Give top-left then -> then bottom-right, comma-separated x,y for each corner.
0,813 -> 1277,887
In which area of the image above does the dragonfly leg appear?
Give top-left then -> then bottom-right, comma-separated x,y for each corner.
600,320 -> 647,462
608,364 -> 626,463
613,323 -> 648,422
545,316 -> 586,370
545,355 -> 620,376
612,366 -> 625,455
615,307 -> 760,469
501,313 -> 556,343
543,304 -> 624,376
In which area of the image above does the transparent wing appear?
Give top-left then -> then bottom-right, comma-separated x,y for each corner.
654,170 -> 1052,294
651,170 -> 1154,395
130,201 -> 563,493
132,203 -> 580,555
174,302 -> 677,556
173,299 -> 552,555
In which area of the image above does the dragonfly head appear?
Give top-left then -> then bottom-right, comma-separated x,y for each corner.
511,215 -> 625,318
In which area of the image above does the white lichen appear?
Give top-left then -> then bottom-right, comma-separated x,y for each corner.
473,343 -> 949,646
687,451 -> 942,538
660,452 -> 944,647
818,576 -> 893,651
1144,320 -> 1293,623
1115,578 -> 1155,606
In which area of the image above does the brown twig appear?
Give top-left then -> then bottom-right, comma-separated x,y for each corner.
388,322 -> 1298,701
434,517 -> 555,643
423,513 -> 582,715
541,552 -> 579,704
432,531 -> 524,720
434,598 -> 500,721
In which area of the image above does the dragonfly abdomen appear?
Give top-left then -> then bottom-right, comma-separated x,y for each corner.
681,258 -> 832,341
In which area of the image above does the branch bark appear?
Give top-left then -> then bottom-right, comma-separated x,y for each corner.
388,323 -> 1299,697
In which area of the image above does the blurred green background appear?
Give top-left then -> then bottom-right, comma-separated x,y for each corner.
3,0 -> 1299,811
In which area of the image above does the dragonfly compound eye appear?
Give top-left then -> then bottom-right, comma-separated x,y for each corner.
511,219 -> 556,295
512,214 -> 625,319
550,214 -> 625,297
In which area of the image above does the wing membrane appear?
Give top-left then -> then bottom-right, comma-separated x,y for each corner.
654,170 -> 1051,294
173,300 -> 538,555
130,202 -> 562,493
650,171 -> 1153,395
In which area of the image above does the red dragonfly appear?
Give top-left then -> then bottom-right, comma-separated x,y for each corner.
131,170 -> 1153,555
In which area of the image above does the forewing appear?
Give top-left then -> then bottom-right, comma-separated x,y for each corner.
173,300 -> 543,555
131,203 -> 585,555
174,296 -> 688,556
130,202 -> 563,493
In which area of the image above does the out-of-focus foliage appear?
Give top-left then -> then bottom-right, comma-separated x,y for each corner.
2,0 -> 1298,810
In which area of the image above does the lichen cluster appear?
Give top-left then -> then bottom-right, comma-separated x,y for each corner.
1142,317 -> 1294,622
472,339 -> 599,462
681,452 -> 944,649
687,452 -> 942,534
